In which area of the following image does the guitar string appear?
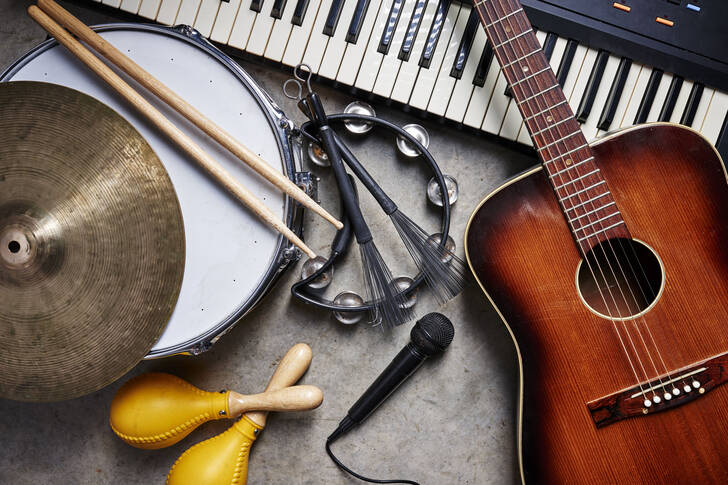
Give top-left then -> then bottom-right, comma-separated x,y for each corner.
477,0 -> 650,399
492,0 -> 678,397
482,0 -> 662,400
489,0 -> 678,397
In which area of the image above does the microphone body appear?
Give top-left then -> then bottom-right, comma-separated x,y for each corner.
329,313 -> 454,441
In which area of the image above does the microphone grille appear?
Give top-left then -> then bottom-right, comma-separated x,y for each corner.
411,313 -> 454,355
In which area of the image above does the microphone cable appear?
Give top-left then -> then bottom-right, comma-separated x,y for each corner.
326,419 -> 419,485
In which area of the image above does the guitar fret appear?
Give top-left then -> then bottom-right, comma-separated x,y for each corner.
484,8 -> 523,27
537,131 -> 582,151
576,220 -> 625,242
573,211 -> 621,233
558,180 -> 606,201
502,49 -> 540,68
518,84 -> 560,105
494,29 -> 534,48
525,100 -> 568,120
511,67 -> 552,87
553,168 -> 601,190
569,201 -> 616,222
565,191 -> 610,212
532,117 -> 572,136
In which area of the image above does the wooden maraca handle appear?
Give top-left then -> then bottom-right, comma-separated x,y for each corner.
245,342 -> 313,427
228,385 -> 323,416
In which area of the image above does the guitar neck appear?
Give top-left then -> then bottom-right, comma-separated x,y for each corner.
473,0 -> 629,251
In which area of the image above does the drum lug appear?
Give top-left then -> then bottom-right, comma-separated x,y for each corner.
293,171 -> 319,202
278,171 -> 319,267
189,340 -> 212,355
171,24 -> 204,41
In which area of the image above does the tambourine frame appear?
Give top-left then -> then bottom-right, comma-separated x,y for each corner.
292,113 -> 453,314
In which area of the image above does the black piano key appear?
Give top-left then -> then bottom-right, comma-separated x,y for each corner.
398,0 -> 428,61
633,69 -> 663,124
715,112 -> 728,163
251,0 -> 264,12
291,0 -> 310,25
505,30 -> 550,97
450,9 -> 479,79
576,49 -> 609,123
597,58 -> 631,131
323,0 -> 346,36
472,40 -> 493,87
419,0 -> 450,68
556,39 -> 578,87
658,76 -> 683,122
271,0 -> 288,18
378,0 -> 404,54
680,83 -> 704,125
346,0 -> 370,43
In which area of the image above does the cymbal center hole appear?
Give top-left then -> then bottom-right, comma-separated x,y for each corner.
8,240 -> 20,253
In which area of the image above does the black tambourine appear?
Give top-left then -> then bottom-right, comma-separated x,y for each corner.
291,112 -> 454,317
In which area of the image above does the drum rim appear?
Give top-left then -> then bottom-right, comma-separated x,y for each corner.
0,22 -> 300,358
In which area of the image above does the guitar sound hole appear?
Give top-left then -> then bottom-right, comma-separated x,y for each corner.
576,238 -> 664,320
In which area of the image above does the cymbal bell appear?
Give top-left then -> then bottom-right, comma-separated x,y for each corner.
0,81 -> 185,402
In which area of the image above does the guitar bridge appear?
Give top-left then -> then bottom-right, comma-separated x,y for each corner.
586,351 -> 728,428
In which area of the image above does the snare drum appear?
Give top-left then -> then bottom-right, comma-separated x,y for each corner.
1,24 -> 308,358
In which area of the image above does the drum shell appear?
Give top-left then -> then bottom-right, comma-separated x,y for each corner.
0,23 -> 311,358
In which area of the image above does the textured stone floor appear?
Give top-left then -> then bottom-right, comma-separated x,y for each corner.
0,1 -> 536,483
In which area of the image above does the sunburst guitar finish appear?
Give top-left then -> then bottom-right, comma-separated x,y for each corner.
465,123 -> 728,484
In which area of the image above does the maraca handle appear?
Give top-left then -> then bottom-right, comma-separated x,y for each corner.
167,416 -> 261,485
228,385 -> 323,416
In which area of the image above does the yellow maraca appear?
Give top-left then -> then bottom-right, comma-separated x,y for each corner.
166,342 -> 320,485
110,343 -> 321,450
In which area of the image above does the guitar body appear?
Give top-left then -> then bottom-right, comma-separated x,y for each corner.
465,123 -> 728,484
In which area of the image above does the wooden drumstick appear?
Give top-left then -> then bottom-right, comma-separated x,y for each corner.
35,0 -> 343,231
27,5 -> 318,259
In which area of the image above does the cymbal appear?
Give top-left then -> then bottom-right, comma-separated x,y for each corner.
0,81 -> 185,402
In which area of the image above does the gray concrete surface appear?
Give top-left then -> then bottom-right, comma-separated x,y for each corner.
0,1 -> 537,482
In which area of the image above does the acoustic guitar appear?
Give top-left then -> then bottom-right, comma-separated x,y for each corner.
465,1 -> 728,483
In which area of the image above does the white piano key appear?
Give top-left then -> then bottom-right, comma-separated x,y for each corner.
119,0 -> 141,13
247,2 -> 279,55
210,0 -> 243,43
228,2 -> 259,50
319,0 -> 362,79
175,0 -> 202,26
390,0 -> 439,103
669,79 -> 694,124
516,35 -> 567,145
371,0 -> 418,97
444,27 -> 487,122
462,49 -> 499,129
699,91 -> 728,144
580,54 -> 620,141
595,62 -> 642,138
567,47 -> 598,114
692,87 -> 715,131
301,0 -> 335,72
138,0 -> 163,19
282,0 -> 325,66
499,31 -> 547,141
194,0 -> 223,37
354,0 -> 397,92
427,5 -> 469,117
646,72 -> 674,122
156,0 -> 183,24
103,0 -> 122,9
264,0 -> 302,62
408,2 -> 461,110
337,0 -> 385,86
620,66 -> 651,128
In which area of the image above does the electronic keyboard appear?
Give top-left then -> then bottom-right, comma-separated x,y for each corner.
86,0 -> 728,159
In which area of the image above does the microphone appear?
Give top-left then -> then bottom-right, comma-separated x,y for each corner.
329,312 -> 454,442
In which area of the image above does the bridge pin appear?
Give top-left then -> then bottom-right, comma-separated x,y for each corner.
653,395 -> 661,404
664,392 -> 672,401
643,399 -> 652,408
684,385 -> 692,393
672,388 -> 680,396
692,380 -> 700,389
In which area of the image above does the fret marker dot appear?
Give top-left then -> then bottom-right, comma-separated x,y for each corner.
546,115 -> 553,122
522,65 -> 529,73
565,158 -> 572,165
505,26 -> 511,33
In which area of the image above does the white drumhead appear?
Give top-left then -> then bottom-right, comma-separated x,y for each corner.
3,26 -> 288,356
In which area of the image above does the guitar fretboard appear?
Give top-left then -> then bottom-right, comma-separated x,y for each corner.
474,0 -> 629,251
